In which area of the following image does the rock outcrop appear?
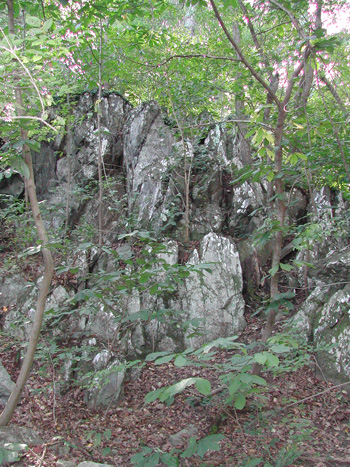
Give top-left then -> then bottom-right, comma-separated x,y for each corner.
292,247 -> 350,385
1,92 -> 349,407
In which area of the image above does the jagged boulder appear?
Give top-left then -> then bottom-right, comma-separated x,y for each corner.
84,358 -> 126,409
175,232 -> 246,348
0,360 -> 15,405
0,426 -> 43,464
123,101 -> 176,230
292,247 -> 350,385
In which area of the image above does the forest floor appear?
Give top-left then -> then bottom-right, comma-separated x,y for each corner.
1,315 -> 350,467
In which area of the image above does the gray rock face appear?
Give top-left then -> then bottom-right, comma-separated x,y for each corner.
77,462 -> 114,467
33,92 -> 131,236
84,359 -> 126,409
292,247 -> 350,385
123,101 -> 175,229
0,426 -> 43,464
0,275 -> 29,309
0,360 -> 15,405
0,426 -> 43,445
0,174 -> 24,208
176,232 -> 246,348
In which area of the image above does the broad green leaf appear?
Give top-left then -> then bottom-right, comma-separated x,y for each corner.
269,265 -> 279,277
43,18 -> 53,31
160,452 -> 179,466
195,378 -> 211,395
144,453 -> 160,466
264,131 -> 274,144
174,355 -> 187,367
197,434 -> 225,458
240,373 -> 252,384
251,375 -> 267,386
144,388 -> 164,404
228,378 -> 241,395
280,263 -> 293,272
154,354 -> 174,365
180,437 -> 197,458
149,284 -> 158,295
266,353 -> 279,367
254,353 -> 267,365
270,344 -> 291,354
161,378 -> 198,400
26,16 -> 41,27
146,351 -> 171,362
234,392 -> 246,410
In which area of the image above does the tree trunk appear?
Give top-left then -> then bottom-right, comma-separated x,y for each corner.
0,0 -> 54,426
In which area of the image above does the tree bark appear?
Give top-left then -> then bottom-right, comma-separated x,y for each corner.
0,0 -> 54,426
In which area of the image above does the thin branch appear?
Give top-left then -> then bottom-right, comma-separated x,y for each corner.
0,35 -> 46,115
319,74 -> 349,117
181,118 -> 274,131
0,115 -> 58,132
153,53 -> 240,67
281,381 -> 350,410
282,49 -> 311,108
119,52 -> 240,69
269,0 -> 306,38
209,0 -> 281,109
237,0 -> 265,61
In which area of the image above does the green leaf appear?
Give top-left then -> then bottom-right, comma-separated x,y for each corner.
254,353 -> 267,365
270,344 -> 291,354
144,453 -> 160,466
228,377 -> 241,395
251,375 -> 267,386
43,18 -> 53,31
269,265 -> 279,277
26,16 -> 41,27
144,388 -> 164,404
174,355 -> 187,367
240,373 -> 252,384
234,392 -> 246,410
180,437 -> 198,458
161,378 -> 198,400
154,354 -> 174,365
280,263 -> 293,271
197,434 -> 225,458
195,378 -> 211,395
160,452 -> 179,466
12,157 -> 30,180
149,284 -> 158,295
146,351 -> 171,362
266,353 -> 279,367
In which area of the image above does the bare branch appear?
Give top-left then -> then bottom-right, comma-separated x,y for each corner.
269,0 -> 306,38
237,0 -> 265,61
320,74 -> 349,117
209,0 -> 281,109
0,115 -> 58,132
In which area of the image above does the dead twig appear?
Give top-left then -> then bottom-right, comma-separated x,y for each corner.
281,381 -> 350,410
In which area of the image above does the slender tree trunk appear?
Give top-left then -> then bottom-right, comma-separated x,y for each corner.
97,18 -> 103,246
0,0 -> 54,426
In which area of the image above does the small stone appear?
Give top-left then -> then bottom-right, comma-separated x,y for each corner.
56,461 -> 76,467
168,424 -> 199,448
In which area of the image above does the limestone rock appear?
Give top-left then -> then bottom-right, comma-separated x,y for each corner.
124,101 -> 175,230
168,424 -> 199,447
176,232 -> 246,348
84,359 -> 126,409
77,462 -> 114,467
0,426 -> 43,463
292,248 -> 350,385
0,360 -> 15,405
56,461 -> 76,467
